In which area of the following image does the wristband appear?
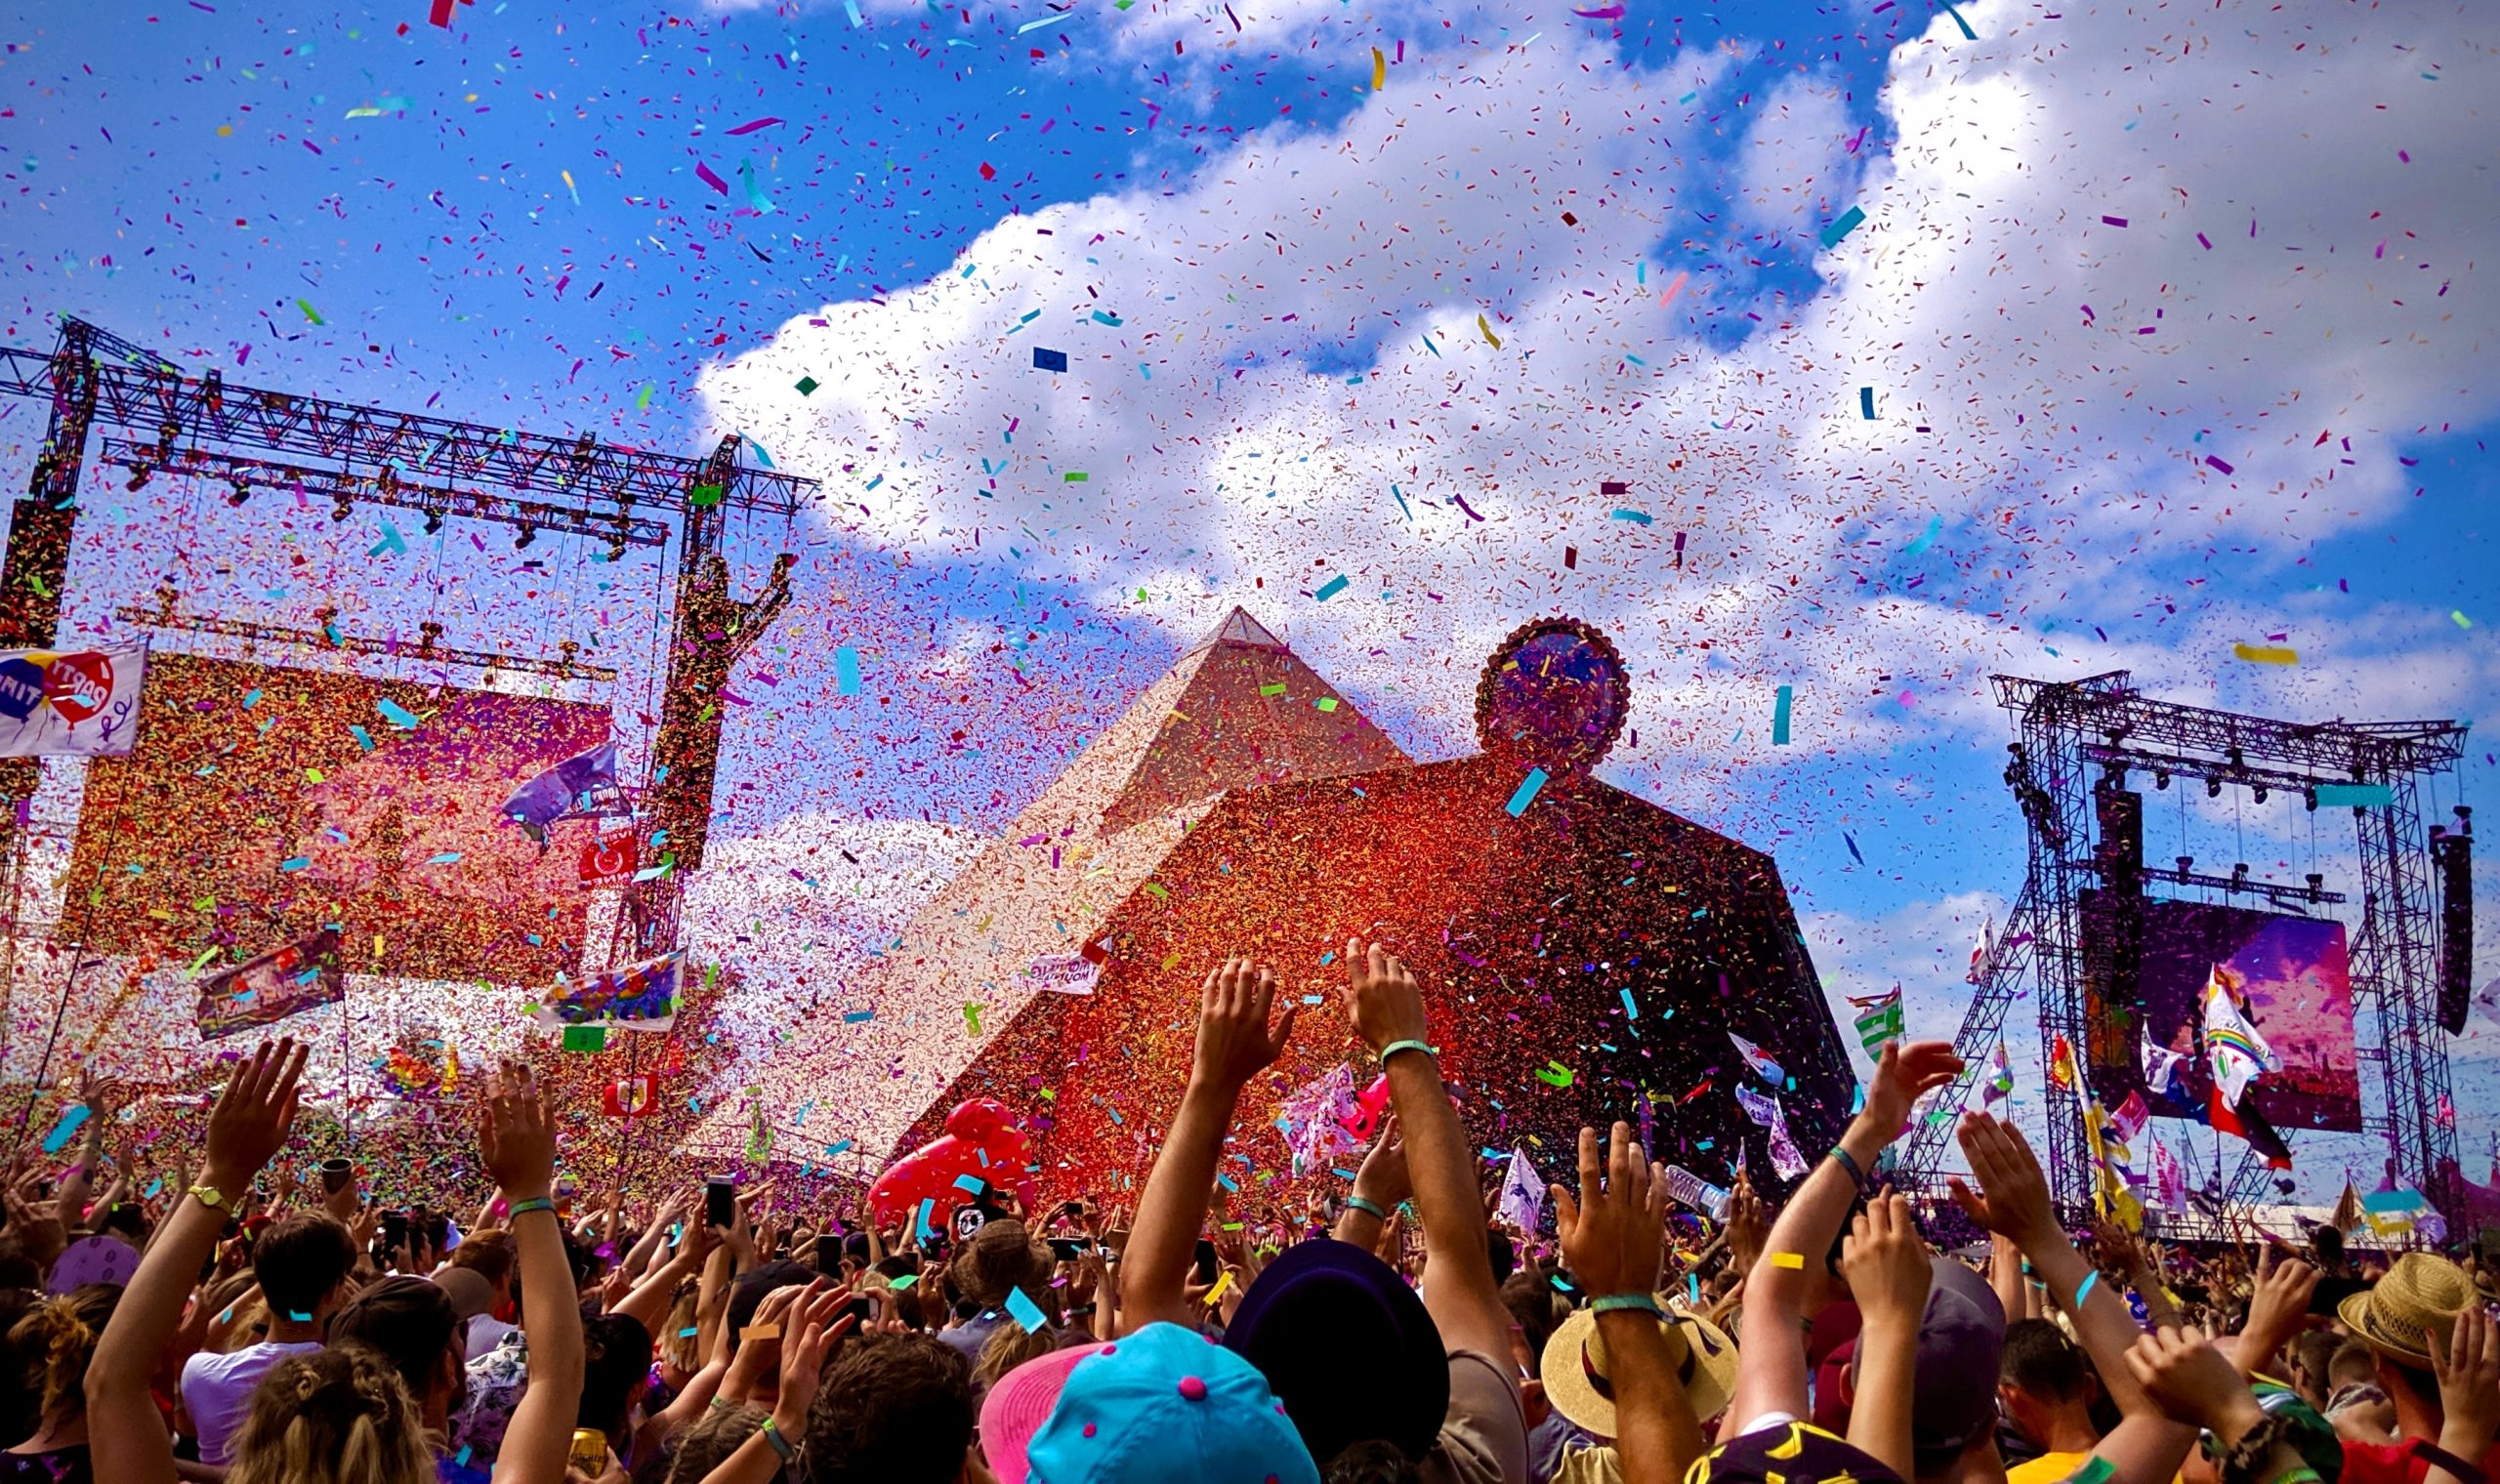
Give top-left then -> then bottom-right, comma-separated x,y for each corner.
507,1196 -> 557,1220
1379,1039 -> 1438,1066
1344,1195 -> 1390,1220
759,1417 -> 798,1464
1590,1294 -> 1665,1317
188,1183 -> 234,1214
2072,1270 -> 2100,1308
1826,1145 -> 1864,1187
2409,1442 -> 2487,1484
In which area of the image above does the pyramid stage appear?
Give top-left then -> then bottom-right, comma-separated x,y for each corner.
726,611 -> 1856,1206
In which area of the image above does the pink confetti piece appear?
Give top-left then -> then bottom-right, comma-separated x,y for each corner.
2101,214 -> 2128,227
2196,232 -> 2213,250
726,117 -> 785,136
2205,456 -> 2235,474
695,161 -> 729,195
1571,3 -> 1627,17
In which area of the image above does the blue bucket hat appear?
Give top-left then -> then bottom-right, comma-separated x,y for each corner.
1017,1322 -> 1319,1484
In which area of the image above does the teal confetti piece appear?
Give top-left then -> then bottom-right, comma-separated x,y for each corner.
1771,685 -> 1793,746
1858,387 -> 1875,420
377,697 -> 422,728
40,1104 -> 89,1154
1312,574 -> 1350,601
1609,508 -> 1652,524
349,724 -> 375,751
1819,205 -> 1867,248
836,646 -> 862,695
2313,783 -> 2394,808
1620,987 -> 1639,1020
953,1174 -> 986,1193
1900,514 -> 1942,556
427,851 -> 463,864
1941,2 -> 1977,39
1506,767 -> 1550,817
278,856 -> 311,872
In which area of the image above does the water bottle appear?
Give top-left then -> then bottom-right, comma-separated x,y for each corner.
1663,1165 -> 1730,1220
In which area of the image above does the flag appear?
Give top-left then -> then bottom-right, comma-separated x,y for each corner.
500,740 -> 622,840
2201,965 -> 2277,1107
2048,1034 -> 2080,1094
2142,1030 -> 2194,1112
1729,1031 -> 1784,1086
195,928 -> 347,1039
1766,1096 -> 1812,1180
2362,1188 -> 2428,1238
2083,1100 -> 2144,1232
0,644 -> 146,758
577,832 -> 639,889
1275,1062 -> 1364,1177
1496,1147 -> 1546,1232
2330,1179 -> 2362,1235
744,1088 -> 774,1162
603,1073 -> 660,1117
2150,1134 -> 2188,1215
1734,1084 -> 1781,1129
530,951 -> 685,1032
1979,1042 -> 2015,1109
1850,986 -> 1905,1053
2208,1083 -> 2294,1170
1967,914 -> 1994,984
2109,1091 -> 2150,1146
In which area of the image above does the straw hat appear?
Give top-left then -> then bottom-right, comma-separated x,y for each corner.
1542,1303 -> 1738,1438
2337,1252 -> 2472,1368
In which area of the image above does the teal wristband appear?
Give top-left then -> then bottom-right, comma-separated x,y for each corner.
1827,1145 -> 1865,1187
759,1417 -> 798,1464
2072,1269 -> 2100,1308
1380,1039 -> 1438,1065
508,1196 -> 556,1219
1590,1293 -> 1665,1317
1344,1195 -> 1390,1220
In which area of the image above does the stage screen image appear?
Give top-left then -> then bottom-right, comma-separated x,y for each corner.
2083,891 -> 2360,1134
64,652 -> 608,988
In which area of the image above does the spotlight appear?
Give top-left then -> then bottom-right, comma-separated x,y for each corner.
125,466 -> 153,492
2305,790 -> 2318,813
515,524 -> 536,550
2230,862 -> 2250,890
331,494 -> 354,523
422,509 -> 444,535
604,537 -> 629,564
226,478 -> 250,508
2206,777 -> 2223,800
2307,872 -> 2325,902
2154,770 -> 2170,791
2253,785 -> 2269,804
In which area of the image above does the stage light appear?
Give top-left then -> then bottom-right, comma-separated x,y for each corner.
2206,777 -> 2223,799
226,478 -> 250,507
604,537 -> 629,564
2253,785 -> 2269,804
2230,862 -> 2250,890
2176,855 -> 2194,875
515,524 -> 537,550
2306,790 -> 2318,812
2307,872 -> 2325,903
423,509 -> 444,535
331,494 -> 354,523
125,466 -> 152,491
2154,770 -> 2170,791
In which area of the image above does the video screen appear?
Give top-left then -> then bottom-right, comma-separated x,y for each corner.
66,653 -> 609,986
2083,890 -> 2361,1134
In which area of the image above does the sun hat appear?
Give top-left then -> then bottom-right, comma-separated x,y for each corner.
1541,1303 -> 1737,1436
1220,1236 -> 1450,1463
2338,1253 -> 2471,1368
979,1321 -> 1319,1484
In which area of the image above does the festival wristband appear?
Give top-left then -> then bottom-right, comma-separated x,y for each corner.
1590,1293 -> 1665,1318
507,1196 -> 557,1220
1344,1195 -> 1390,1220
1826,1145 -> 1864,1187
1379,1039 -> 1438,1065
2072,1270 -> 2100,1308
759,1418 -> 798,1464
2409,1442 -> 2487,1484
188,1183 -> 234,1214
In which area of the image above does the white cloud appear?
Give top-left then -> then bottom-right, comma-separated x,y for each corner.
701,3 -> 2500,782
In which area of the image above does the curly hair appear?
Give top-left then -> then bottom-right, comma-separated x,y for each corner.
6,1283 -> 119,1428
225,1346 -> 435,1484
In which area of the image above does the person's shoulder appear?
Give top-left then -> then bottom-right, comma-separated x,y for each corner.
2005,1451 -> 2088,1484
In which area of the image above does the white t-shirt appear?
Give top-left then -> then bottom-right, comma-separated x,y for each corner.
181,1340 -> 324,1464
465,1315 -> 518,1363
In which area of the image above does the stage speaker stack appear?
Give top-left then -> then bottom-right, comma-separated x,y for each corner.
2095,782 -> 2146,1012
2434,806 -> 2473,1035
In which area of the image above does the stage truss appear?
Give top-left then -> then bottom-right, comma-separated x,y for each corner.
1898,672 -> 2469,1229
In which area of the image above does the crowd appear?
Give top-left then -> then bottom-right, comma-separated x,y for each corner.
4,938 -> 2498,1484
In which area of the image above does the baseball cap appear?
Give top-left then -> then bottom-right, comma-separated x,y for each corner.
980,1322 -> 1318,1484
1220,1237 -> 1449,1463
1911,1256 -> 2006,1461
430,1267 -> 496,1323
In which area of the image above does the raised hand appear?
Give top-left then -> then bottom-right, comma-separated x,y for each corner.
1341,937 -> 1429,1055
1862,1039 -> 1962,1136
2431,1308 -> 2500,1463
74,1065 -> 116,1122
202,1039 -> 308,1195
2125,1326 -> 2264,1439
479,1061 -> 557,1203
1352,1112 -> 1411,1213
1191,957 -> 1297,1091
772,1280 -> 859,1434
1841,1193 -> 1933,1331
1727,1170 -> 1769,1275
1551,1122 -> 1668,1298
1947,1111 -> 2058,1252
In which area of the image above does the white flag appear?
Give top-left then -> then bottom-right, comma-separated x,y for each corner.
0,645 -> 146,757
1496,1146 -> 1545,1233
2201,966 -> 2277,1108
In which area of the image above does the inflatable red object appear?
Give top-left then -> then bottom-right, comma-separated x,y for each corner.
867,1098 -> 1037,1229
1337,1073 -> 1394,1144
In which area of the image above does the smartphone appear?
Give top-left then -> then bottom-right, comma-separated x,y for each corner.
319,1158 -> 354,1196
1192,1238 -> 1219,1287
705,1177 -> 736,1231
813,1233 -> 843,1275
1049,1237 -> 1093,1260
380,1210 -> 409,1256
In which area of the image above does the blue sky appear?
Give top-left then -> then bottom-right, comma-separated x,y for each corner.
2,0 -> 2495,1195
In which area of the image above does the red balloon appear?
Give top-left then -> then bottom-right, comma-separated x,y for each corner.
866,1098 -> 1036,1230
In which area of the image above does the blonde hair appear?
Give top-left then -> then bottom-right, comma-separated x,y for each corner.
661,1281 -> 702,1373
7,1283 -> 118,1425
225,1347 -> 436,1484
974,1320 -> 1061,1390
